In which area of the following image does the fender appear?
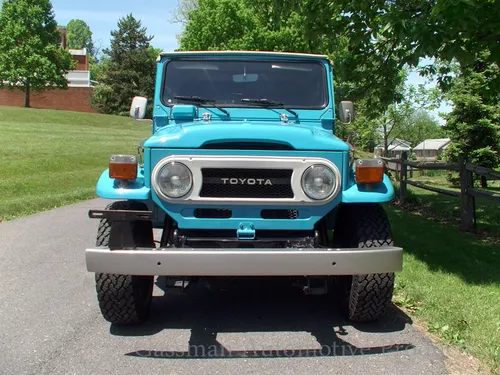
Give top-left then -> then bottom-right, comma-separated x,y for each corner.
342,174 -> 394,203
96,168 -> 151,200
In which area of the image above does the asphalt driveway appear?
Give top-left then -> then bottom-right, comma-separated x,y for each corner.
0,199 -> 447,375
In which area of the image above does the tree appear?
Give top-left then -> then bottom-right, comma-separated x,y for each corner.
91,14 -> 155,115
170,0 -> 199,43
66,19 -> 94,57
378,101 -> 415,156
170,0 -> 198,25
0,0 -> 75,107
284,0 -> 500,77
342,79 -> 444,155
402,111 -> 446,149
381,82 -> 443,152
178,0 -> 406,119
278,0 -> 500,164
443,55 -> 500,187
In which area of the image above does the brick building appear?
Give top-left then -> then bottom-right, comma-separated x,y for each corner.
0,27 -> 95,113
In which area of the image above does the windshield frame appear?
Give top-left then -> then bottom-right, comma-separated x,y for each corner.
160,58 -> 329,110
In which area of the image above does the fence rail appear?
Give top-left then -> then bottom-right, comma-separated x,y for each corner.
405,180 -> 460,197
465,163 -> 500,180
381,153 -> 500,232
382,158 -> 460,171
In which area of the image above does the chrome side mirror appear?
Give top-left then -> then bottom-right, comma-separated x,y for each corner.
338,101 -> 354,123
130,96 -> 148,120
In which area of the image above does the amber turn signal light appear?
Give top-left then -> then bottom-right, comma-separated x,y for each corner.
109,155 -> 138,180
355,159 -> 384,184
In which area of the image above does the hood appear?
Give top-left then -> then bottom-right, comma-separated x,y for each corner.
144,120 -> 349,151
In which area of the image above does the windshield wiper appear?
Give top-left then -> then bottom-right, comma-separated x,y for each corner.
240,98 -> 298,117
174,95 -> 230,116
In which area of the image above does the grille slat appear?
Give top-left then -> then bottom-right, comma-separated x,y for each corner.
200,168 -> 294,199
261,209 -> 298,219
194,209 -> 232,219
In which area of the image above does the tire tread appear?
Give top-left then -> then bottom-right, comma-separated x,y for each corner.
94,200 -> 154,325
334,203 -> 395,322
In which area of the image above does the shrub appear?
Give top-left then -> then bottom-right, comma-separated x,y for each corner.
446,172 -> 460,187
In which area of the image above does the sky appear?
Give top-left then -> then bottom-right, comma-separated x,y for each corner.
51,0 -> 450,123
51,0 -> 183,53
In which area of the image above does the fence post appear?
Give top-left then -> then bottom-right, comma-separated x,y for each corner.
400,152 -> 408,204
459,155 -> 476,232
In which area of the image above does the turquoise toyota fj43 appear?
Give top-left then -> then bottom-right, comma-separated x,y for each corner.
85,51 -> 402,325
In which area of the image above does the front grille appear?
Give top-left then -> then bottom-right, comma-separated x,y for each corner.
194,208 -> 232,219
261,209 -> 298,219
200,168 -> 294,198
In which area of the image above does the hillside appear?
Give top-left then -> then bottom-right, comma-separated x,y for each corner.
0,106 -> 151,221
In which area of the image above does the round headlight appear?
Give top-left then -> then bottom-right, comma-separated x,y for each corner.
301,164 -> 337,200
156,162 -> 192,198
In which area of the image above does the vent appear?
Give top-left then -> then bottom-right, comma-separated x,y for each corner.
200,168 -> 293,198
201,142 -> 294,150
194,208 -> 232,219
261,209 -> 299,219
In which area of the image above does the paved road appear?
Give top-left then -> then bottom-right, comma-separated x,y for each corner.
0,199 -> 447,375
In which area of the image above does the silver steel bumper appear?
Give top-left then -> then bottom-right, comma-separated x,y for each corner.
85,246 -> 403,276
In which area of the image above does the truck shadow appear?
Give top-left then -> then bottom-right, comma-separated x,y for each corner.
112,277 -> 415,359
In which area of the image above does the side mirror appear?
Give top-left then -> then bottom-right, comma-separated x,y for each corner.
338,101 -> 354,123
130,96 -> 148,119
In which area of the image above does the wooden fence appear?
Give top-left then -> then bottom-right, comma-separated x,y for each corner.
381,152 -> 500,232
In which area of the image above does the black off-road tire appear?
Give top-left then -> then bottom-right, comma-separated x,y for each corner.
333,203 -> 395,322
95,200 -> 154,325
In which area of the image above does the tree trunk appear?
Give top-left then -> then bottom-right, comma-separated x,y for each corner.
383,122 -> 388,157
24,79 -> 30,108
481,175 -> 488,188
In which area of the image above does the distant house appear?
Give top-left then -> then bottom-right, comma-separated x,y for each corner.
374,138 -> 412,158
0,28 -> 94,112
66,48 -> 92,88
414,138 -> 451,160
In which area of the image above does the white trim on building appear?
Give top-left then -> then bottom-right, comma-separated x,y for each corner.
65,71 -> 91,88
374,138 -> 412,157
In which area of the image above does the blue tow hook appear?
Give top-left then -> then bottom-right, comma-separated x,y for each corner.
236,222 -> 256,240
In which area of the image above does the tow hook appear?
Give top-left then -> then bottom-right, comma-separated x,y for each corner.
294,277 -> 328,295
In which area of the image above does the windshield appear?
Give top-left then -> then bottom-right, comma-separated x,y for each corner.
162,59 -> 328,109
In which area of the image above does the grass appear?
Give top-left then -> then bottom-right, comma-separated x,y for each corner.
353,148 -> 374,159
0,106 -> 151,221
389,169 -> 500,372
387,204 -> 500,373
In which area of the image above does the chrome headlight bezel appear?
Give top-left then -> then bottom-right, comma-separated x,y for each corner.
152,161 -> 193,200
300,164 -> 338,201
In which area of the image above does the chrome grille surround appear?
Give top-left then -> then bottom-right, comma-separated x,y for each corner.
151,155 -> 341,205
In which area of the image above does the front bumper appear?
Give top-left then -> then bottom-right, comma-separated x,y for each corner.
85,246 -> 403,276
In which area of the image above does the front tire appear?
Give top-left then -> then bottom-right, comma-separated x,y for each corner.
94,201 -> 154,325
333,203 -> 395,322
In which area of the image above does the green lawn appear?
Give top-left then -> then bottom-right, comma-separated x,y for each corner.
353,148 -> 374,159
388,204 -> 500,373
389,170 -> 500,373
0,106 -> 151,221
